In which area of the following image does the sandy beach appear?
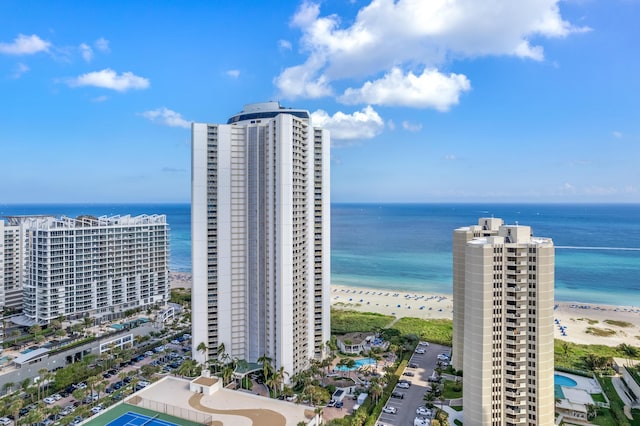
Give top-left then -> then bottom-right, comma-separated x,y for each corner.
170,272 -> 640,347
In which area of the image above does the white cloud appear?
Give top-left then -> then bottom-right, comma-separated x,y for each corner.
91,95 -> 109,103
387,119 -> 396,130
444,154 -> 457,161
278,39 -> 292,50
11,63 -> 29,79
226,69 -> 240,78
276,0 -> 587,105
274,57 -> 333,98
79,43 -> 93,62
68,69 -> 150,92
339,68 -> 470,110
612,131 -> 623,139
141,107 -> 190,128
311,105 -> 384,142
402,120 -> 422,132
0,34 -> 50,55
94,37 -> 110,52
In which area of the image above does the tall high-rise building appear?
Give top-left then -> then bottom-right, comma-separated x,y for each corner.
1,219 -> 26,312
17,214 -> 169,325
453,219 -> 554,426
1,219 -> 27,345
191,102 -> 330,376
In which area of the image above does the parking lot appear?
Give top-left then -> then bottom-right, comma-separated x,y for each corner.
377,342 -> 451,426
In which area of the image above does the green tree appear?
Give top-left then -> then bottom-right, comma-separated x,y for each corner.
8,399 -> 23,426
258,353 -> 274,381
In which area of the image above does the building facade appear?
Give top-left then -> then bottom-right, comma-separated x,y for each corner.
191,102 -> 330,377
19,214 -> 169,324
453,219 -> 554,426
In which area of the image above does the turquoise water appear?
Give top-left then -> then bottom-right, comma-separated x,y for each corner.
110,324 -> 124,330
554,374 -> 578,398
335,357 -> 376,371
3,203 -> 639,307
20,348 -> 34,354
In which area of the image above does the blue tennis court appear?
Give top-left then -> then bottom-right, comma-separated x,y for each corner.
106,411 -> 180,426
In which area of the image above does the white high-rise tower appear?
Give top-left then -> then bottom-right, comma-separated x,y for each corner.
453,219 -> 555,426
191,102 -> 331,376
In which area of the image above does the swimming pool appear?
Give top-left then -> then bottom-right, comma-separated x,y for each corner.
335,357 -> 376,371
555,374 -> 578,387
554,373 -> 578,398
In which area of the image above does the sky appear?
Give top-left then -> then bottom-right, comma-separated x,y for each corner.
1,0 -> 639,204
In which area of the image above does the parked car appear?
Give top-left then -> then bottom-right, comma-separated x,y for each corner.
403,371 -> 414,376
390,391 -> 404,399
415,348 -> 426,354
408,362 -> 419,368
397,381 -> 411,389
335,401 -> 343,408
43,397 -> 56,404
326,399 -> 336,407
419,341 -> 429,346
0,418 -> 11,425
437,353 -> 450,361
382,406 -> 397,414
416,407 -> 431,416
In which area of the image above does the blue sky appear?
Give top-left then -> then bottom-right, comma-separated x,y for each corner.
1,0 -> 638,204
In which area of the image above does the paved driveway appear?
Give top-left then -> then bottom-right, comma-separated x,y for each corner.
377,343 -> 451,426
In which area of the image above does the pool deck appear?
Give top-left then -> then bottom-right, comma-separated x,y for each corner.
133,376 -> 316,426
555,371 -> 602,394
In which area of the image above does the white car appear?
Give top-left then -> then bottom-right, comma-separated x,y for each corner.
397,382 -> 410,389
414,417 -> 429,426
43,396 -> 56,404
419,341 -> 429,346
382,406 -> 397,414
437,353 -> 450,361
52,393 -> 62,400
416,406 -> 431,416
0,418 -> 11,425
415,348 -> 426,354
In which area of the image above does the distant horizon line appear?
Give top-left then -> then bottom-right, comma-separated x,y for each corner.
2,201 -> 640,206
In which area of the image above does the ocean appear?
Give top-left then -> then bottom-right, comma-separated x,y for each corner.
2,203 -> 639,307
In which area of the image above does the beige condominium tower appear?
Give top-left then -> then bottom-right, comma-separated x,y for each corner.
191,102 -> 331,377
453,219 -> 554,425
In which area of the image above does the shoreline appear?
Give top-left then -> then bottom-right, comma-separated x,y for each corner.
170,272 -> 640,347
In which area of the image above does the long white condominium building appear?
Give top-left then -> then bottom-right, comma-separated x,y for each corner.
1,219 -> 26,311
453,219 -> 554,426
191,102 -> 330,377
21,214 -> 169,325
1,219 -> 27,344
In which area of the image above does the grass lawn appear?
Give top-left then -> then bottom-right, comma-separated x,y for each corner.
442,379 -> 463,399
330,309 -> 394,334
389,317 -> 453,346
593,376 -> 640,426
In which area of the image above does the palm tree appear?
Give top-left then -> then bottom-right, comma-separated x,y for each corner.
314,406 -> 324,425
346,359 -> 356,379
37,368 -> 49,401
271,367 -> 289,397
197,341 -> 208,366
2,381 -> 14,396
95,381 -> 107,400
369,379 -> 383,404
258,353 -> 274,381
9,399 -> 22,426
221,365 -> 234,386
130,377 -> 139,395
86,375 -> 99,406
